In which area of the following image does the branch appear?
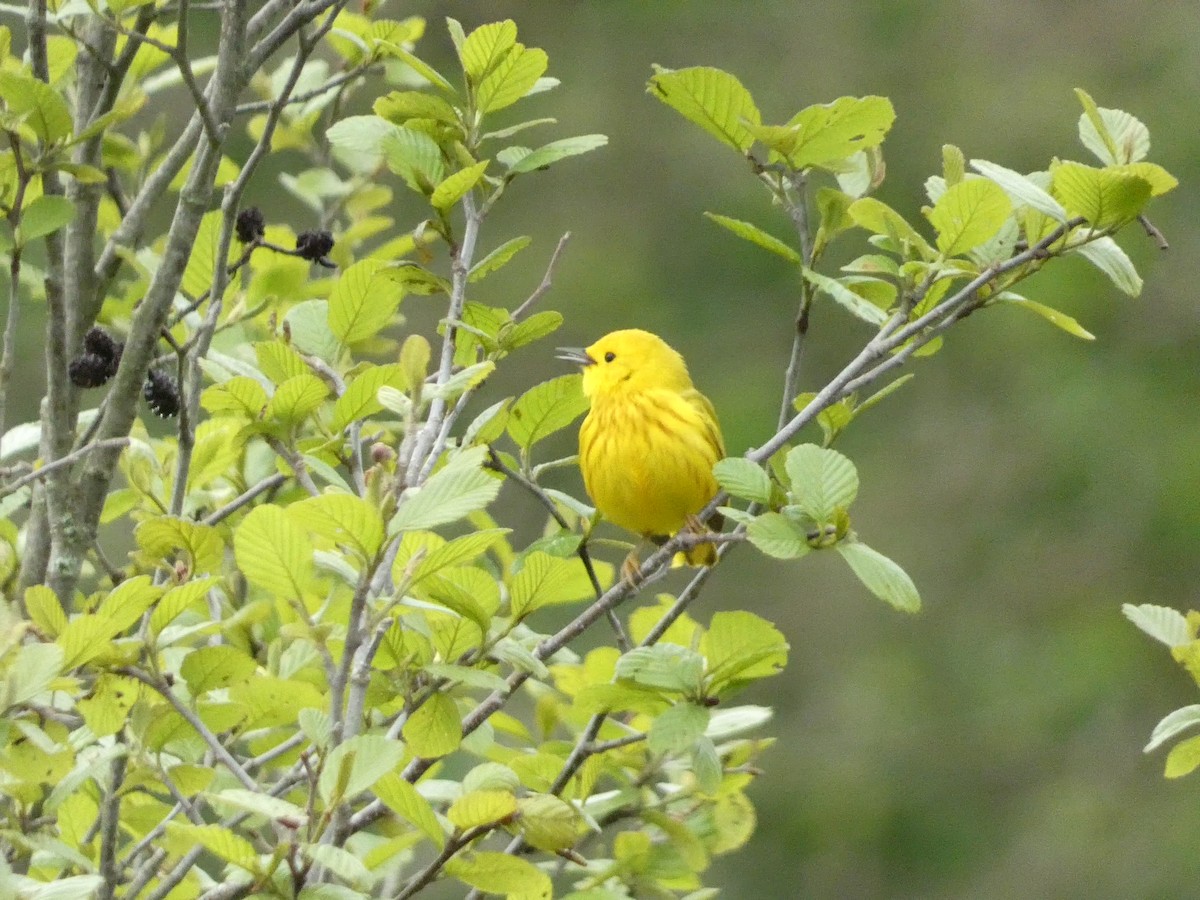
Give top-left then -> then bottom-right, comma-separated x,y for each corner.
776,171 -> 815,430
234,63 -> 376,115
0,438 -> 129,499
201,473 -> 287,526
511,231 -> 571,321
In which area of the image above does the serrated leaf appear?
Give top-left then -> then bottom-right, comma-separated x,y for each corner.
926,178 -> 1012,257
229,675 -> 324,728
775,95 -> 895,169
1122,603 -> 1190,647
517,793 -> 579,852
1076,89 -> 1149,166
266,374 -> 329,425
3,643 -> 64,709
506,373 -> 588,450
461,20 -> 518,81
616,645 -> 705,693
374,90 -> 460,127
382,125 -> 446,193
648,702 -> 710,754
375,772 -> 446,848
234,505 -> 314,598
1003,296 -> 1094,340
331,364 -> 407,432
445,851 -> 552,896
329,258 -> 405,345
847,197 -> 936,259
207,789 -> 307,824
705,213 -> 800,263
1145,705 -> 1200,754
402,692 -> 461,758
1073,235 -> 1142,297
476,44 -> 548,113
703,610 -> 789,689
150,577 -> 221,635
470,235 -> 531,281
256,340 -> 311,385
785,444 -> 859,522
648,65 -> 761,152
135,517 -> 225,574
713,458 -> 772,504
318,735 -> 406,804
800,267 -> 888,326
167,823 -> 257,870
1052,161 -> 1151,228
746,512 -> 809,559
181,645 -> 257,694
0,70 -> 73,143
24,585 -> 66,638
303,843 -> 372,889
201,376 -> 268,419
502,311 -> 563,351
447,789 -> 517,830
19,195 -> 75,242
970,159 -> 1068,222
431,160 -> 489,209
836,540 -> 920,612
290,493 -> 385,559
390,446 -> 501,532
509,551 -> 581,620
1113,162 -> 1177,197
507,134 -> 607,174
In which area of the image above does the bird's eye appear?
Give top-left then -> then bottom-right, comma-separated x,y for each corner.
604,351 -> 616,362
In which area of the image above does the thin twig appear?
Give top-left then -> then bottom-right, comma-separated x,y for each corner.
0,438 -> 130,500
201,473 -> 287,525
511,231 -> 571,321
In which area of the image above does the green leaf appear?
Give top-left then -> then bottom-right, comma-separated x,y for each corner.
331,363 -> 407,431
382,125 -> 446,193
201,376 -> 269,419
461,20 -> 518,81
24,585 -> 66,638
1002,295 -> 1094,340
506,373 -> 588,450
517,793 -> 579,852
836,539 -> 921,612
501,311 -> 563,351
18,195 -> 75,242
1072,234 -> 1142,297
970,159 -> 1068,222
785,444 -> 858,522
926,178 -> 1012,257
692,735 -> 723,795
135,517 -> 225,574
1075,88 -> 1149,165
476,44 -> 548,113
470,235 -> 531,281
390,446 -> 501,532
847,197 -> 936,259
329,259 -> 405,345
703,610 -> 789,689
507,134 -> 608,174
181,645 -> 257,694
1114,162 -> 1177,197
206,789 -> 307,824
266,374 -> 329,425
228,676 -> 324,728
234,505 -> 314,598
801,267 -> 889,326
1165,734 -> 1200,779
648,702 -> 710,754
3,643 -> 64,709
774,95 -> 895,169
402,692 -> 461,758
431,161 -> 488,211
745,512 -> 810,559
375,773 -> 446,848
1145,705 -> 1200,754
704,213 -> 800,263
166,823 -> 257,870
374,90 -> 460,127
326,114 -> 398,173
318,735 -> 406,804
1122,603 -> 1190,647
616,645 -> 705,693
150,577 -> 221,636
290,493 -> 385,560
713,458 -> 772,504
509,551 -> 582,619
445,851 -> 552,896
0,70 -> 72,143
447,789 -> 518,830
648,65 -> 761,152
1052,161 -> 1151,228
380,42 -> 455,93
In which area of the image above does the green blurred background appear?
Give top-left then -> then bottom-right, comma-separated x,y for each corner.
392,3 -> 1199,897
16,1 -> 1200,897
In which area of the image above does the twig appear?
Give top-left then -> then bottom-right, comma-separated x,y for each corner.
1138,214 -> 1169,251
234,64 -> 376,115
776,172 -> 815,430
267,438 -> 321,496
511,231 -> 571,321
201,473 -> 287,526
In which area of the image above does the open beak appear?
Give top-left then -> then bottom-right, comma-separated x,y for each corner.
555,347 -> 594,367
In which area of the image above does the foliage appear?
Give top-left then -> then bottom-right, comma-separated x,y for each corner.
0,4 -> 1173,899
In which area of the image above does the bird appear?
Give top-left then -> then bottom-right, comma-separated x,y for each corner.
557,328 -> 725,578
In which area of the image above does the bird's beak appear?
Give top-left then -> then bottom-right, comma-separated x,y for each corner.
555,347 -> 594,367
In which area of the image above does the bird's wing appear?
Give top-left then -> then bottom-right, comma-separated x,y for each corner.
682,387 -> 725,459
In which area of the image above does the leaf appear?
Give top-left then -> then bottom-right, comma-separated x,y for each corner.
150,577 -> 221,635
517,793 -> 580,852
1075,88 -> 1149,165
207,789 -> 307,824
785,444 -> 859,522
745,512 -> 810,559
234,505 -> 314,598
382,125 -> 446,193
3,644 -> 64,709
181,645 -> 258,694
1145,706 -> 1200,754
704,213 -> 800,263
329,258 -> 405,345
326,114 -> 398,173
375,773 -> 446,848
926,178 -> 1013,257
318,735 -> 406,804
847,197 -> 936,259
470,235 -> 531,281
648,702 -> 710,754
256,340 -> 311,385
135,517 -> 225,574
390,446 -> 501,532
703,610 -> 789,689
201,377 -> 268,419
648,65 -> 761,152
1122,603 -> 1190,647
836,540 -> 921,612
616,645 -> 705,693
430,160 -> 489,209
461,20 -> 518,81
166,823 -> 257,870
506,374 -> 588,449
0,70 -> 73,143
713,458 -> 772,505
801,267 -> 889,326
506,134 -> 608,174
1165,734 -> 1200,779
302,843 -> 372,889
775,95 -> 895,169
970,159 -> 1069,222
24,585 -> 66,638
19,195 -> 75,242
502,311 -> 563,351
331,363 -> 407,431
266,374 -> 329,425
445,851 -> 552,896
374,89 -> 460,127
402,692 -> 461,758
476,44 -> 548,113
228,676 -> 324,728
509,551 -> 582,619
1073,235 -> 1142,297
1003,296 -> 1094,340
447,789 -> 518,830
1113,162 -> 1177,197
1052,161 -> 1151,228
290,493 -> 385,560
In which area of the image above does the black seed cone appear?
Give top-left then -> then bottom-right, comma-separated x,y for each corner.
69,354 -> 112,388
295,229 -> 334,262
144,369 -> 181,418
236,206 -> 265,243
83,326 -> 118,361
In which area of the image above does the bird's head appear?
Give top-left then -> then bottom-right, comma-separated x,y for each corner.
557,328 -> 693,398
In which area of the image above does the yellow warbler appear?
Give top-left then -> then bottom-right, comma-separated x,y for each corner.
557,329 -> 725,569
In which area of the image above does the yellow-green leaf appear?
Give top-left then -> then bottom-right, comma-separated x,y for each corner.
180,645 -> 258,695
648,65 -> 761,153
329,258 -> 406,346
375,773 -> 446,848
445,851 -> 551,897
476,44 -> 548,113
926,178 -> 1013,257
506,374 -> 588,450
289,493 -> 385,560
266,374 -> 329,425
402,692 -> 461,758
447,789 -> 517,830
234,505 -> 314,598
430,160 -> 489,210
1052,160 -> 1151,228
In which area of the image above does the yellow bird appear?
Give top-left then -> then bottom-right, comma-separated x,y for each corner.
557,329 -> 725,573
